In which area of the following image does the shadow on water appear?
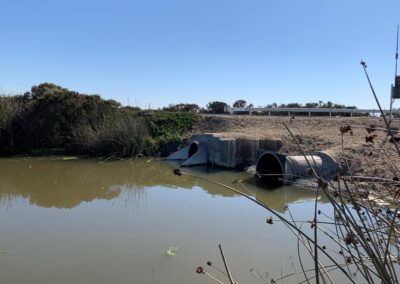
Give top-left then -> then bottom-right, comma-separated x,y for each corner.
0,158 -> 328,211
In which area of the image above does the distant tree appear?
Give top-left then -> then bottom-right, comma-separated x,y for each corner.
285,102 -> 302,108
199,107 -> 207,113
206,101 -> 228,113
233,99 -> 247,108
163,103 -> 200,112
248,103 -> 254,108
305,102 -> 319,108
177,103 -> 200,112
278,103 -> 301,108
266,102 -> 278,108
163,104 -> 178,112
333,103 -> 345,109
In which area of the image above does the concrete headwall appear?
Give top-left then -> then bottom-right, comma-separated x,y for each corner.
166,134 -> 282,168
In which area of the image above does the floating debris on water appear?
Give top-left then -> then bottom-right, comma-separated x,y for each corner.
62,156 -> 78,161
166,247 -> 178,256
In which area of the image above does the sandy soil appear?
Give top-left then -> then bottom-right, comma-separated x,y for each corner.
191,114 -> 400,180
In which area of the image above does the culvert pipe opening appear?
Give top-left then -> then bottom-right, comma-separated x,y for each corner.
188,141 -> 199,158
255,152 -> 284,186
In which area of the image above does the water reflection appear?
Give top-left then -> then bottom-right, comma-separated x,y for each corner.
0,158 -> 327,211
243,178 -> 329,212
177,166 -> 329,212
0,158 -> 192,208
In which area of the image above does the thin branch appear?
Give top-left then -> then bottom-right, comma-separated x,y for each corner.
219,244 -> 235,284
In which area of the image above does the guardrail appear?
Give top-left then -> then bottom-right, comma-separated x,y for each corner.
226,107 -> 400,117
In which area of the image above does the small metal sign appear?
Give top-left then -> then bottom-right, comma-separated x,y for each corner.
392,76 -> 400,99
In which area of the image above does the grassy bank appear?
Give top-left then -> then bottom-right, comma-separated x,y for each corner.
0,83 -> 196,157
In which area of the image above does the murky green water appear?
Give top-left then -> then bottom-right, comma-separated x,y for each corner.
0,157 -> 332,284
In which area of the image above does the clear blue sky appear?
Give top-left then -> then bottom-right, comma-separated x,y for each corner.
1,0 -> 399,109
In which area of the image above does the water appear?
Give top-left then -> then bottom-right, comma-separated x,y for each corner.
0,157 -> 333,284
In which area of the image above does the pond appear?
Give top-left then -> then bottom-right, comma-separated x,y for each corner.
0,157 -> 335,284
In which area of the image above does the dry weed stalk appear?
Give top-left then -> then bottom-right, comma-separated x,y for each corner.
176,120 -> 400,283
181,61 -> 400,284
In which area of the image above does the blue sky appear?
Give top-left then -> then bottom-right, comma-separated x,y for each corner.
0,0 -> 399,109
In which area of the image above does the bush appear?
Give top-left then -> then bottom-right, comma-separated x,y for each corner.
7,84 -> 121,151
0,83 -> 196,157
145,111 -> 196,141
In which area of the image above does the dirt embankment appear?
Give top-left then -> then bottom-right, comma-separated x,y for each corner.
190,114 -> 400,180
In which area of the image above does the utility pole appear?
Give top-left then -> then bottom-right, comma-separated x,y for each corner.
389,24 -> 399,127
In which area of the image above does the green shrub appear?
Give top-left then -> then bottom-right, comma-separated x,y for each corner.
145,111 -> 196,142
0,83 -> 196,157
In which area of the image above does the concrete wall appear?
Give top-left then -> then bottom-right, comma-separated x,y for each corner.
167,134 -> 282,168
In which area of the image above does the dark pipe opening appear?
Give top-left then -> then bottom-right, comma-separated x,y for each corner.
256,152 -> 284,187
188,142 -> 199,158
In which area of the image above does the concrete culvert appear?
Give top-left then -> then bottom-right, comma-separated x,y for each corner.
255,152 -> 285,186
188,141 -> 199,158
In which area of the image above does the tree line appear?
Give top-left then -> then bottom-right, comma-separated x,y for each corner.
165,99 -> 357,114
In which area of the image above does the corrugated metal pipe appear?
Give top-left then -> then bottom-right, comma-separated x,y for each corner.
255,151 -> 340,186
